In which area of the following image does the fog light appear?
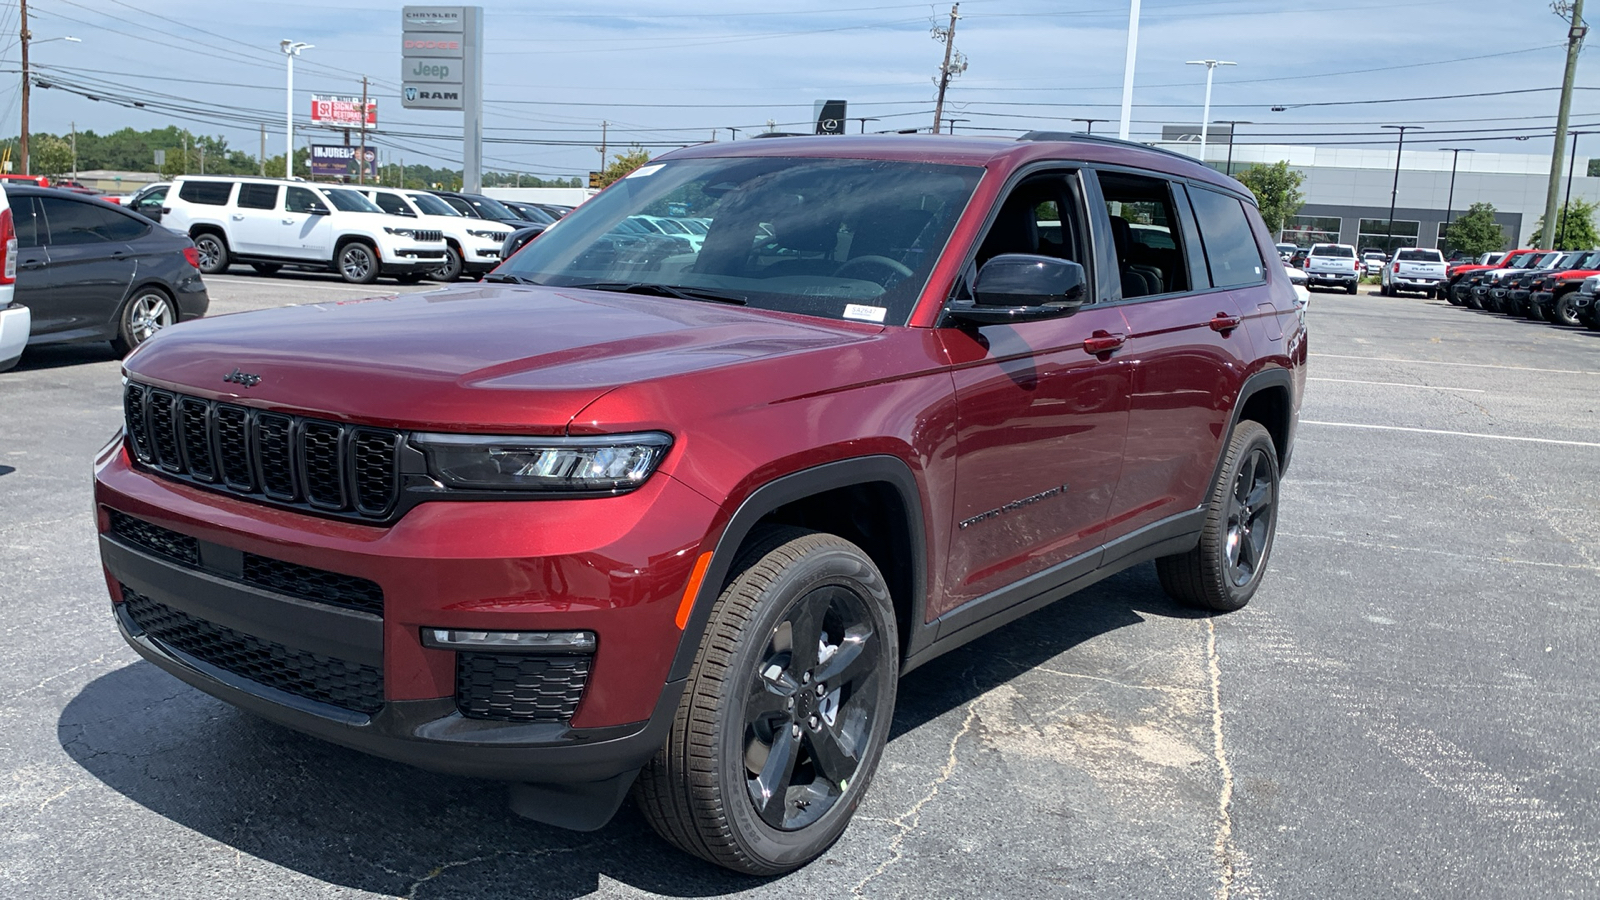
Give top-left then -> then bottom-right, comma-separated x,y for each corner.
422,628 -> 596,654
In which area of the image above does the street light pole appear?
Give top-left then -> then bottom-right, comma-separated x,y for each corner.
1382,124 -> 1421,254
1117,0 -> 1141,140
1186,59 -> 1235,165
1072,117 -> 1108,135
1438,147 -> 1474,249
1560,130 -> 1591,248
281,40 -> 313,178
1214,120 -> 1251,176
946,118 -> 969,134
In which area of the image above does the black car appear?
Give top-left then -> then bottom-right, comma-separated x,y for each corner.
428,190 -> 532,227
123,182 -> 170,224
499,199 -> 557,226
4,185 -> 208,355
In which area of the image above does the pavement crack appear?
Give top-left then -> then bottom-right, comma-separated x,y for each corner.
397,846 -> 582,899
850,701 -> 978,896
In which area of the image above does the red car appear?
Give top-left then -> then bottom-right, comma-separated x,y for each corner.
95,134 -> 1305,873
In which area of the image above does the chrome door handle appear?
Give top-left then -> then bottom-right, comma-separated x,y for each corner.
230,215 -> 245,221
282,218 -> 295,224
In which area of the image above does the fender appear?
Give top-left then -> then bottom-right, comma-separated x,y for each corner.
1211,365 -> 1297,489
665,455 -> 929,683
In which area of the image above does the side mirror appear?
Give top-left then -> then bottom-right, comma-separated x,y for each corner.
308,205 -> 331,216
948,254 -> 1087,325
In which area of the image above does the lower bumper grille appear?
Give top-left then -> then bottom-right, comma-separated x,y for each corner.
121,585 -> 384,715
456,652 -> 590,723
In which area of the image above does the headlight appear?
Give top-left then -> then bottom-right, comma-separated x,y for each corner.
467,228 -> 509,239
410,431 -> 672,492
384,227 -> 416,238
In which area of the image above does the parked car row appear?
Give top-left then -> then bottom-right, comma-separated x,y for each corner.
1441,247 -> 1600,329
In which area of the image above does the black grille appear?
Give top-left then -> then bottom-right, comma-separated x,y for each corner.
413,229 -> 443,243
123,382 -> 402,520
121,585 -> 383,714
456,653 -> 591,723
109,510 -> 201,566
242,554 -> 384,615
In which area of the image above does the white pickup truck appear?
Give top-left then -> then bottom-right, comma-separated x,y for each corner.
1305,243 -> 1361,294
1380,247 -> 1448,297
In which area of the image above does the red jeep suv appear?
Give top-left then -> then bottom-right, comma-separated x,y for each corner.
94,134 -> 1305,874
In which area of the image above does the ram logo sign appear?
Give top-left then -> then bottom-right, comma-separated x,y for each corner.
401,85 -> 463,109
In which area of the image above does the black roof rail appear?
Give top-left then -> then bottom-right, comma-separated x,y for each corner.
750,132 -> 810,139
1016,130 -> 1205,166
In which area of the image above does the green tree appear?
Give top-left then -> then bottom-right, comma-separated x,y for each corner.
30,135 -> 74,177
1527,197 -> 1600,249
1589,158 -> 1600,178
592,146 -> 651,189
1233,161 -> 1304,236
1444,202 -> 1506,256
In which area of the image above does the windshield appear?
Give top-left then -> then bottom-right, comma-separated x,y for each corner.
324,189 -> 383,213
408,192 -> 462,217
495,156 -> 982,325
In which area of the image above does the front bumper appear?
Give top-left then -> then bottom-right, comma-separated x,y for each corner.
94,439 -> 719,785
0,303 -> 29,371
380,245 -> 448,275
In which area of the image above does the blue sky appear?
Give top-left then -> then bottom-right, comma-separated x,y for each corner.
2,0 -> 1592,177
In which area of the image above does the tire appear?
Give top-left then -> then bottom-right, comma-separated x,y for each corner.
1447,285 -> 1464,306
336,241 -> 380,284
1552,291 -> 1582,327
1528,301 -> 1546,322
394,272 -> 426,284
110,287 -> 176,357
1346,282 -> 1357,295
192,232 -> 230,275
634,527 -> 899,876
1156,421 -> 1280,612
431,245 -> 464,282
250,262 -> 282,275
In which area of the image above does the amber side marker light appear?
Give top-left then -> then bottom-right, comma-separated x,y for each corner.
675,552 -> 714,630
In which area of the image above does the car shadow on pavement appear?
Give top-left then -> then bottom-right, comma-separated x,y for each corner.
11,343 -> 121,371
58,563 -> 1201,897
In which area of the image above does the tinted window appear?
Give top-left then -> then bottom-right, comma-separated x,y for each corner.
39,196 -> 147,245
12,196 -> 40,249
407,193 -> 459,217
178,180 -> 233,205
134,186 -> 167,211
441,196 -> 474,216
237,183 -> 279,210
324,189 -> 383,213
1189,188 -> 1265,287
285,187 -> 324,214
371,192 -> 414,216
1099,171 -> 1191,296
1395,249 -> 1443,262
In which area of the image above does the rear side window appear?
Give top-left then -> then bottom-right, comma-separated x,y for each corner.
12,196 -> 40,249
178,180 -> 233,206
38,196 -> 149,245
237,184 -> 279,210
1098,171 -> 1191,297
1189,188 -> 1265,287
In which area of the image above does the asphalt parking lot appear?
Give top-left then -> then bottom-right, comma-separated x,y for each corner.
2,276 -> 1597,898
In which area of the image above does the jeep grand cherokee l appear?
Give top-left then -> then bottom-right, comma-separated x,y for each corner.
95,134 -> 1305,874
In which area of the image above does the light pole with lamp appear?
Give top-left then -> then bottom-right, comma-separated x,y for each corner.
1560,130 -> 1594,249
1073,117 -> 1108,135
1185,59 -> 1235,165
1437,147 -> 1474,249
945,118 -> 969,135
1381,124 -> 1421,255
281,40 -> 313,178
17,19 -> 81,176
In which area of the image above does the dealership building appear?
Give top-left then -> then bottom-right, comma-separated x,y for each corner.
1156,126 -> 1600,253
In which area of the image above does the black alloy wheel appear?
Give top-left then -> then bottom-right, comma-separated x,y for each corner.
193,233 -> 229,275
431,245 -> 464,282
1157,421 -> 1279,612
1552,292 -> 1583,327
337,242 -> 379,284
635,527 -> 898,875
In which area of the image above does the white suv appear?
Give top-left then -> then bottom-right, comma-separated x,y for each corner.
0,186 -> 25,371
162,176 -> 447,284
357,187 -> 511,281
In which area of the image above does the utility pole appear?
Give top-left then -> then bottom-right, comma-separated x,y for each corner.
199,142 -> 205,175
260,123 -> 266,176
19,0 -> 29,174
598,121 -> 608,169
931,3 -> 961,134
358,76 -> 369,185
70,121 -> 76,179
1542,0 -> 1586,249
1382,125 -> 1421,254
1072,117 -> 1108,135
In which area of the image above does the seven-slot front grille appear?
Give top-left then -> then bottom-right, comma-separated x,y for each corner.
456,653 -> 591,723
120,585 -> 384,714
412,229 -> 443,243
123,382 -> 401,520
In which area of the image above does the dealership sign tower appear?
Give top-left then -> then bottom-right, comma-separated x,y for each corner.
401,6 -> 484,192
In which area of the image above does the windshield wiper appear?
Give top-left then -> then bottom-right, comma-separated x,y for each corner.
482,273 -> 541,285
567,282 -> 747,306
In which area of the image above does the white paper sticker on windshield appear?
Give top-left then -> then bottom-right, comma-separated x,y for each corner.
843,304 -> 888,323
624,164 -> 664,179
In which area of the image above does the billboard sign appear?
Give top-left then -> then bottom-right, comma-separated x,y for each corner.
310,144 -> 378,179
311,96 -> 377,127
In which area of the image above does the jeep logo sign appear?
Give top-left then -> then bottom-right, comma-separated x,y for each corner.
408,60 -> 453,81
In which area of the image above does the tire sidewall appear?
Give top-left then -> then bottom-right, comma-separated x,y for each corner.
1205,423 -> 1279,611
194,233 -> 228,275
339,242 -> 379,284
433,245 -> 463,281
710,540 -> 899,872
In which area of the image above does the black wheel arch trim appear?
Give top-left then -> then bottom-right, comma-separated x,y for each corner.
665,455 -> 930,684
1218,366 -> 1298,482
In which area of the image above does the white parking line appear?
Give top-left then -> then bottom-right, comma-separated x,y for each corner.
1317,354 -> 1600,376
1308,378 -> 1484,393
1301,420 -> 1600,448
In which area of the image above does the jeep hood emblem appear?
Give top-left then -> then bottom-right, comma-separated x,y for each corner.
223,368 -> 262,388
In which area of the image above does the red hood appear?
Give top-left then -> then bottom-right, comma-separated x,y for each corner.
123,283 -> 879,433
